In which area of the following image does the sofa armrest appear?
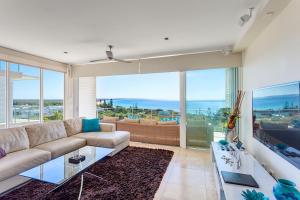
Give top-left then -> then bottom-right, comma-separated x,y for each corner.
100,123 -> 116,132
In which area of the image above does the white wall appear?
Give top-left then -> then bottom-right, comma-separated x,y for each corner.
0,46 -> 67,73
241,0 -> 300,186
73,51 -> 242,77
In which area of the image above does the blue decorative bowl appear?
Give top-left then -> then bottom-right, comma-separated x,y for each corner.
219,139 -> 229,146
273,179 -> 300,200
241,189 -> 269,200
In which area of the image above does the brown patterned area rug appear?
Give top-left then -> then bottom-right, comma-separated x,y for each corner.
0,147 -> 173,200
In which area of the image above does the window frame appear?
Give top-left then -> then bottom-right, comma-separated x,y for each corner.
42,69 -> 65,122
0,60 -> 65,128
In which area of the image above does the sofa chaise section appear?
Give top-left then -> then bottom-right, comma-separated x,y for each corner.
74,131 -> 129,147
69,121 -> 129,156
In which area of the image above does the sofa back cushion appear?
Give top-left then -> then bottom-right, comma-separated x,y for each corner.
0,127 -> 30,153
157,121 -> 177,125
101,116 -> 119,123
63,118 -> 83,136
25,121 -> 67,147
123,118 -> 140,124
140,118 -> 157,126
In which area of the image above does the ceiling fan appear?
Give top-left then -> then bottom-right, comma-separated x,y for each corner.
88,45 -> 132,64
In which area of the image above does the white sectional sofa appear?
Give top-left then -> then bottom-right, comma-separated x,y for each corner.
0,118 -> 130,182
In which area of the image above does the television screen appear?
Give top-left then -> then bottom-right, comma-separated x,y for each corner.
253,82 -> 300,170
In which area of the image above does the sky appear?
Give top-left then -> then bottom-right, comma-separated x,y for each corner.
97,72 -> 180,100
2,60 -> 226,101
96,68 -> 226,101
186,68 -> 225,100
1,62 -> 64,100
253,82 -> 299,98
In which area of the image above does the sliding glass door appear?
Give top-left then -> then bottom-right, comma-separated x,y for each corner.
186,68 -> 238,148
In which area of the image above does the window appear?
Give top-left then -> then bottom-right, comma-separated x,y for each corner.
9,63 -> 40,124
96,72 -> 180,121
185,67 -> 239,147
0,61 -> 6,128
0,59 -> 65,128
43,70 -> 64,121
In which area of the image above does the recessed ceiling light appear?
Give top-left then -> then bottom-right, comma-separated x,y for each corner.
164,37 -> 169,41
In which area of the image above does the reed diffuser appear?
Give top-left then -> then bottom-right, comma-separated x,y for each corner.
226,90 -> 245,141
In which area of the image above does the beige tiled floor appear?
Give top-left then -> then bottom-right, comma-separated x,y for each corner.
130,142 -> 218,200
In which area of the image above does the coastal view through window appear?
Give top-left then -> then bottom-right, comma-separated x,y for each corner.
96,72 -> 180,121
43,70 -> 64,121
186,68 -> 232,147
96,68 -> 237,148
10,63 -> 40,124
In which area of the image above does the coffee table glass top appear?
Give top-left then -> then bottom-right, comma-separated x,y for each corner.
20,146 -> 114,184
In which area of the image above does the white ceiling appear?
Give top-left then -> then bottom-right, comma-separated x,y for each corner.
0,0 -> 260,64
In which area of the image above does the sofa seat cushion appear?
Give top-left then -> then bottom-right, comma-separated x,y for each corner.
72,131 -> 130,148
34,137 -> 86,159
25,121 -> 67,148
0,149 -> 51,182
0,127 -> 30,154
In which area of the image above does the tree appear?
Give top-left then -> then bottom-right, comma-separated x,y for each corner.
103,100 -> 107,108
284,101 -> 289,109
109,99 -> 113,108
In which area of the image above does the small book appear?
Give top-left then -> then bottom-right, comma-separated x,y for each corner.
221,171 -> 259,188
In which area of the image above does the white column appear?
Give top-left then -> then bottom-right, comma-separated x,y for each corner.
73,77 -> 79,118
179,71 -> 186,148
40,68 -> 43,122
64,65 -> 74,119
78,77 -> 96,118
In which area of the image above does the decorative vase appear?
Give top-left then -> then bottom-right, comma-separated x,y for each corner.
226,128 -> 235,142
273,179 -> 300,200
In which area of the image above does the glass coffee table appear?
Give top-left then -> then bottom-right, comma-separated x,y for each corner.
20,146 -> 114,185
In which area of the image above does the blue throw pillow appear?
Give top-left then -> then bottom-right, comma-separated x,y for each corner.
82,118 -> 101,133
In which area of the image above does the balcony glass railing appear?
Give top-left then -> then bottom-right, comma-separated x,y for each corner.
97,107 -> 180,122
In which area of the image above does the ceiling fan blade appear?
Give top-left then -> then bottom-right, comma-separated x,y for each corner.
113,58 -> 132,63
90,58 -> 108,63
76,59 -> 109,65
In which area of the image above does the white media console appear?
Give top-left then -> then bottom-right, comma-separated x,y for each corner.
211,142 -> 277,200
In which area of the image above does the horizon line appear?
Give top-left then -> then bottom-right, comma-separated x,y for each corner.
96,98 -> 226,101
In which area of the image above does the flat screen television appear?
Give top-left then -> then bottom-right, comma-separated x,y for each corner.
253,81 -> 300,170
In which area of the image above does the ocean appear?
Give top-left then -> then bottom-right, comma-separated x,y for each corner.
253,94 -> 300,110
102,98 -> 226,114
